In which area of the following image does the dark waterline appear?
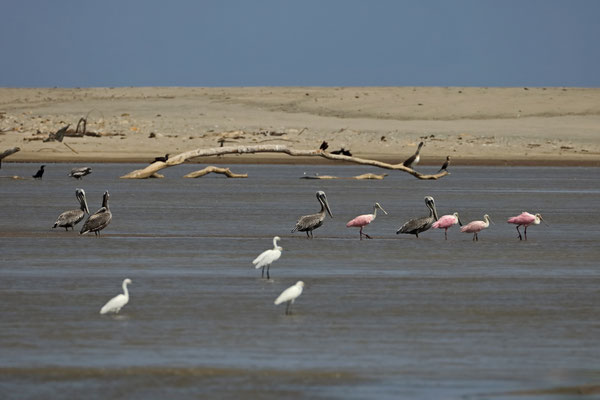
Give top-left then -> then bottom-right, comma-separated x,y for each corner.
1,164 -> 599,399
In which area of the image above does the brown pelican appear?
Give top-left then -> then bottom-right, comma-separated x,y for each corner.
53,188 -> 90,231
80,191 -> 112,236
438,156 -> 451,173
32,165 -> 45,179
69,167 -> 92,179
292,191 -> 333,238
402,142 -> 424,168
396,196 -> 438,238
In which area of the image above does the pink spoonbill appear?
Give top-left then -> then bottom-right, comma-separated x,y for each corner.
346,202 -> 388,240
461,214 -> 492,241
507,212 -> 546,240
432,212 -> 463,240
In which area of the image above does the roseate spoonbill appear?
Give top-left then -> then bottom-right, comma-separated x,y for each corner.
438,156 -> 451,173
53,188 -> 90,231
69,167 -> 92,180
32,165 -> 45,179
274,281 -> 304,315
80,191 -> 112,236
432,212 -> 462,240
461,214 -> 492,241
507,212 -> 546,240
253,236 -> 282,279
396,196 -> 438,238
292,191 -> 333,238
100,278 -> 132,314
402,141 -> 424,168
346,202 -> 388,240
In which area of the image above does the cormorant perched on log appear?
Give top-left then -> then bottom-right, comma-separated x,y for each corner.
319,141 -> 329,151
152,154 -> 169,163
438,156 -> 451,173
32,165 -> 45,179
331,147 -> 352,156
402,142 -> 424,168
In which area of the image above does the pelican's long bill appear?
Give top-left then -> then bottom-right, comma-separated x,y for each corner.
318,191 -> 333,218
76,188 -> 90,215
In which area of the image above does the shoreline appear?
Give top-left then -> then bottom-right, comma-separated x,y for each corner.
2,86 -> 599,167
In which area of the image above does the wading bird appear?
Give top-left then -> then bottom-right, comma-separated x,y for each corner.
461,214 -> 492,241
32,165 -> 45,179
396,196 -> 438,238
402,142 -> 424,168
274,281 -> 304,315
438,156 -> 451,173
100,278 -> 132,314
253,236 -> 282,279
292,191 -> 333,238
346,202 -> 387,240
507,212 -> 546,240
80,191 -> 112,236
52,188 -> 90,231
431,212 -> 462,240
69,167 -> 92,180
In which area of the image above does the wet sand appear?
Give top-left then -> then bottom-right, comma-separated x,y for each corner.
1,87 -> 599,166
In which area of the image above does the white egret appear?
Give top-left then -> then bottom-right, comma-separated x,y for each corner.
100,278 -> 132,314
252,236 -> 282,279
274,281 -> 304,315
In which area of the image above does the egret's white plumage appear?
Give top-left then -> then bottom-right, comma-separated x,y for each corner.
274,281 -> 304,315
252,236 -> 282,279
100,278 -> 132,314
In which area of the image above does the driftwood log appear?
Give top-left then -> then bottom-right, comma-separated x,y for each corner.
1,147 -> 21,167
121,145 -> 448,180
184,166 -> 248,178
301,173 -> 388,180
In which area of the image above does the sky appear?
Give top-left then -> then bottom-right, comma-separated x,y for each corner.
1,0 -> 599,88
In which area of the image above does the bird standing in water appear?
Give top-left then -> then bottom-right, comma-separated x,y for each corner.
292,191 -> 333,238
252,236 -> 283,279
32,165 -> 45,179
346,202 -> 388,240
507,212 -> 546,240
274,281 -> 304,315
461,214 -> 492,241
80,191 -> 112,236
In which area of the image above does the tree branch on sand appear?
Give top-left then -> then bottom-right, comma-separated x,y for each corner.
120,145 -> 448,180
184,166 -> 248,178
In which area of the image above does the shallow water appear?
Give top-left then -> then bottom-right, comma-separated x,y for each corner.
1,163 -> 599,399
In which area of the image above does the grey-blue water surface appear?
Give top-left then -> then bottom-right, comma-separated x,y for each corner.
1,163 -> 599,400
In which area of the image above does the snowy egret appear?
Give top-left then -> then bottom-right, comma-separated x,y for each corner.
274,281 -> 304,315
100,278 -> 132,314
253,236 -> 282,279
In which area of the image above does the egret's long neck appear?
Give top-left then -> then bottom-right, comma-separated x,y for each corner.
272,237 -> 279,249
122,282 -> 129,299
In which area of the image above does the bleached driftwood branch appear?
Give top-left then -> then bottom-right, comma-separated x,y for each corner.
1,147 -> 21,161
120,145 -> 448,180
184,166 -> 248,178
301,173 -> 388,180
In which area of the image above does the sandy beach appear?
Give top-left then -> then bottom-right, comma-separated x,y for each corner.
1,86 -> 599,166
